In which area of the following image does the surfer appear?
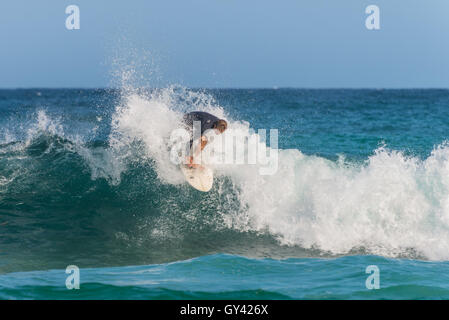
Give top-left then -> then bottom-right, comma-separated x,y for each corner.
182,111 -> 228,168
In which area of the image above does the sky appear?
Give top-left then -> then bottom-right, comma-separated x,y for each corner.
0,0 -> 448,88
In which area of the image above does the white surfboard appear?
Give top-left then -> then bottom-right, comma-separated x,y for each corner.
181,165 -> 214,192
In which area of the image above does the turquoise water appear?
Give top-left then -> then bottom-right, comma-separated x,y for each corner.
1,254 -> 449,300
1,88 -> 449,299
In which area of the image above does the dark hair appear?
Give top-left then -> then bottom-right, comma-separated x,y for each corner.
213,119 -> 228,133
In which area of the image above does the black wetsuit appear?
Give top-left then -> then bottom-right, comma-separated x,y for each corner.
182,111 -> 220,135
182,112 -> 220,148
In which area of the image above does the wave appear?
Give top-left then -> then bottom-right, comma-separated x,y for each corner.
2,87 -> 449,263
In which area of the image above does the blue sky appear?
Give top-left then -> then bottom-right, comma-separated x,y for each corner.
0,0 -> 448,88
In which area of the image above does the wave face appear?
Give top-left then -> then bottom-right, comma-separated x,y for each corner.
1,88 -> 449,273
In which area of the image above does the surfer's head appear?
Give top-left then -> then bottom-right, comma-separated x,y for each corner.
213,119 -> 228,134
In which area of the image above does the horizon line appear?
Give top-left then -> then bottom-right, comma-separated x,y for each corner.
0,86 -> 448,90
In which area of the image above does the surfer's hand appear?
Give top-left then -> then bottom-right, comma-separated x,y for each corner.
200,136 -> 208,151
186,156 -> 200,169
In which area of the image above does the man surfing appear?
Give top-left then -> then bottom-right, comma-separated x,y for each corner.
182,111 -> 228,168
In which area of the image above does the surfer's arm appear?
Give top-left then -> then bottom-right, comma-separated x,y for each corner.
193,136 -> 208,157
200,136 -> 208,150
186,136 -> 207,168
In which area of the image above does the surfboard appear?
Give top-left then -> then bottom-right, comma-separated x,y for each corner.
180,165 -> 214,192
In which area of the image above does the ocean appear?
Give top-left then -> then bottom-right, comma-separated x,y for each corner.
1,88 -> 449,299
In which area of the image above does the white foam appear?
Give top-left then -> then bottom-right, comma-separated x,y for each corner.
26,110 -> 64,144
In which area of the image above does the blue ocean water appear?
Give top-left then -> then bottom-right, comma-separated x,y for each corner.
1,88 -> 449,299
